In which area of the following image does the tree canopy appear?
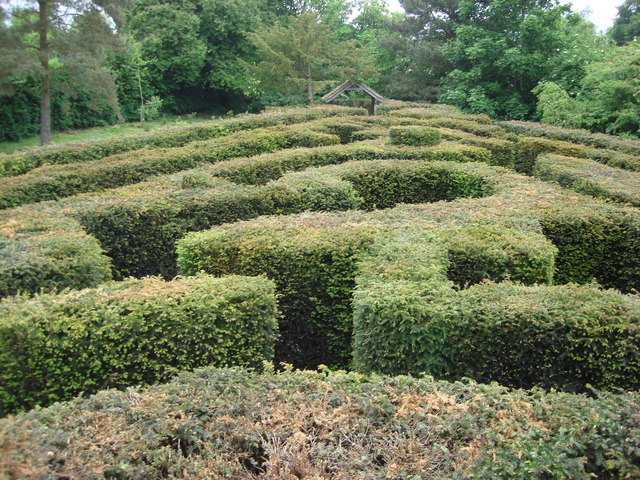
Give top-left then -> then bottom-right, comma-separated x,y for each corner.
247,12 -> 374,104
0,0 -> 126,144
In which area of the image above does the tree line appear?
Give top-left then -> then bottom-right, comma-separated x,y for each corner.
1,0 -> 639,144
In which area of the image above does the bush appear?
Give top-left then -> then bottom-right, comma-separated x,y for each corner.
0,124 -> 341,209
0,105 -> 365,176
176,162 -> 495,368
352,228 -> 640,391
178,221 -> 375,369
0,142 -> 493,293
389,126 -> 442,147
2,367 -> 637,479
0,214 -> 112,298
0,274 -> 278,415
499,120 -> 640,156
534,154 -> 640,207
448,281 -> 640,391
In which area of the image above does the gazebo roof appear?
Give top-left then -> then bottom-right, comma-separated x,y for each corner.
322,81 -> 385,103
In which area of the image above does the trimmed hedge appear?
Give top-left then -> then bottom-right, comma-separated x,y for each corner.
534,154 -> 640,207
0,142 -> 492,294
389,126 -> 442,146
353,229 -> 640,391
0,274 -> 278,415
0,214 -> 112,298
520,136 -> 640,173
436,127 -> 521,170
540,210 -> 640,292
0,124 -> 341,209
499,120 -> 640,156
3,367 -> 638,478
448,281 -> 640,391
175,164 -> 520,369
0,106 -> 366,176
178,222 -> 377,369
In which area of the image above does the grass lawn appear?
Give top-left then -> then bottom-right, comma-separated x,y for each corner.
0,115 -> 213,154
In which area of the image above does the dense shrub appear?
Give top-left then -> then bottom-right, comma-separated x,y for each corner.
178,222 -> 375,368
540,211 -> 640,292
436,127 -> 521,169
0,124 -> 340,209
353,229 -> 640,391
0,142 -> 492,293
499,120 -> 640,156
0,106 -> 365,176
534,154 -> 640,207
2,367 -> 638,479
0,274 -> 278,415
0,214 -> 112,298
448,281 -> 640,391
389,126 -> 442,147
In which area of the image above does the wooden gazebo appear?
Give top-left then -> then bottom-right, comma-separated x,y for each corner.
322,81 -> 384,116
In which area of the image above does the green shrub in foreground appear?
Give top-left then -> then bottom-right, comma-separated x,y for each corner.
1,367 -> 638,479
353,228 -> 640,391
0,274 -> 278,415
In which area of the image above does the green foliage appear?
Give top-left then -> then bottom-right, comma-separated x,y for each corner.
353,227 -> 640,392
611,0 -> 640,45
0,117 -> 350,209
140,95 -> 163,121
533,81 -> 581,128
0,274 -> 278,415
441,1 -> 603,120
499,119 -> 640,155
1,367 -> 639,478
389,126 -> 441,146
534,154 -> 640,207
0,106 -> 358,177
0,0 -> 126,144
448,282 -> 640,391
377,0 -> 460,101
176,162 -> 492,368
0,215 -> 112,298
540,212 -> 640,292
533,43 -> 640,137
248,12 -> 375,103
178,223 -> 374,368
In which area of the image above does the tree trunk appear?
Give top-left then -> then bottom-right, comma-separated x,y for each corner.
38,0 -> 51,145
137,70 -> 145,123
306,68 -> 313,105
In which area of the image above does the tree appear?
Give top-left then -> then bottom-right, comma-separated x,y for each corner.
378,0 -> 460,101
610,0 -> 640,45
124,0 -> 270,114
534,41 -> 640,137
248,12 -> 374,104
0,0 -> 125,144
440,0 -> 603,119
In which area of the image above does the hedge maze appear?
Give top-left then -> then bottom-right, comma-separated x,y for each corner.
1,103 -> 639,478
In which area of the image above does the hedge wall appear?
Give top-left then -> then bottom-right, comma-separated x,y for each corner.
0,214 -> 112,298
352,228 -> 639,391
0,274 -> 278,415
534,154 -> 640,207
3,367 -> 637,479
498,120 -> 640,156
0,124 -> 341,209
0,106 -> 366,176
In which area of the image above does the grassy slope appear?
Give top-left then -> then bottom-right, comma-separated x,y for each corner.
0,115 -> 212,154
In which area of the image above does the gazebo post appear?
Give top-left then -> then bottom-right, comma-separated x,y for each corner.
370,98 -> 377,116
